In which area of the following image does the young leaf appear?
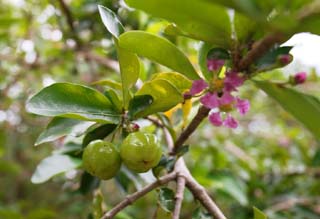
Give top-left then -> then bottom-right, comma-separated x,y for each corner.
152,72 -> 192,93
253,207 -> 267,219
158,188 -> 175,212
255,81 -> 320,140
125,0 -> 232,47
128,95 -> 154,120
91,79 -> 122,91
35,117 -> 94,146
82,124 -> 117,147
98,5 -> 124,38
31,154 -> 81,184
135,79 -> 184,117
79,171 -> 100,194
26,83 -> 120,123
118,31 -> 199,80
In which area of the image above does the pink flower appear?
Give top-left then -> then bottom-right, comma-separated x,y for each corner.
293,72 -> 307,84
224,71 -> 244,92
200,93 -> 219,109
223,114 -> 238,129
207,59 -> 225,71
219,92 -> 235,105
190,79 -> 208,95
209,112 -> 223,126
278,54 -> 292,65
235,98 -> 250,115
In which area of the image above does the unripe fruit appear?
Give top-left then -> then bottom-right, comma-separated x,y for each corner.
82,140 -> 121,180
120,132 -> 162,173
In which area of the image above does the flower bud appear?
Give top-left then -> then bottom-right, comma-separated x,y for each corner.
293,72 -> 307,85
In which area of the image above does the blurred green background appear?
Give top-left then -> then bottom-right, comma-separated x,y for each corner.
1,0 -> 320,218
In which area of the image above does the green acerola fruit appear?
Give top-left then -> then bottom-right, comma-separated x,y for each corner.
82,140 -> 121,180
120,132 -> 162,173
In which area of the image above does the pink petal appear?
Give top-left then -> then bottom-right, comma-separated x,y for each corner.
200,93 -> 219,109
207,59 -> 225,71
235,98 -> 250,115
190,79 -> 208,95
223,114 -> 238,129
224,71 -> 244,92
209,112 -> 223,126
219,92 -> 235,105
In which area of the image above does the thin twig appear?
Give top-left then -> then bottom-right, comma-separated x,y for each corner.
100,171 -> 177,219
173,174 -> 186,219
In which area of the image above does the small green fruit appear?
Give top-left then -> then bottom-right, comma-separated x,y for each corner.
82,140 -> 121,180
120,132 -> 162,173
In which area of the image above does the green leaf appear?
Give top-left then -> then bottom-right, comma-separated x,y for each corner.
255,81 -> 320,140
31,154 -> 81,184
104,89 -> 123,113
116,44 -> 140,109
135,79 -> 183,117
79,171 -> 100,194
192,207 -> 211,219
125,0 -> 232,47
26,83 -> 120,123
92,79 -> 122,91
198,42 -> 214,81
234,12 -> 257,43
118,31 -> 199,80
82,124 -> 117,147
35,117 -> 94,146
253,207 -> 267,219
158,188 -> 175,212
152,72 -> 192,93
98,5 -> 124,38
128,95 -> 153,120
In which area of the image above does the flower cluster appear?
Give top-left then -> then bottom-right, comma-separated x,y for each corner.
187,61 -> 250,129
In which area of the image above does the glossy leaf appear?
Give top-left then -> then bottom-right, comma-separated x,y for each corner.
35,118 -> 94,146
253,207 -> 267,219
92,79 -> 122,91
255,81 -> 320,140
82,124 -> 117,147
31,154 -> 81,184
128,95 -> 153,120
125,0 -> 232,47
98,5 -> 124,37
135,79 -> 183,117
118,31 -> 199,80
104,89 -> 123,113
26,83 -> 120,123
158,188 -> 175,212
152,72 -> 192,93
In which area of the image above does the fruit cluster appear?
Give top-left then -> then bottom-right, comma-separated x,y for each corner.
82,132 -> 162,180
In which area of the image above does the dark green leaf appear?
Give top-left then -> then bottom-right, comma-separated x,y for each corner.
82,124 -> 117,147
207,48 -> 230,60
98,5 -> 124,38
128,95 -> 153,120
125,0 -> 232,47
158,188 -> 175,212
192,207 -> 211,219
198,42 -> 214,81
253,207 -> 267,219
255,81 -> 320,140
31,154 -> 82,184
135,79 -> 183,117
35,117 -> 94,146
176,145 -> 189,157
118,31 -> 199,80
79,171 -> 100,195
26,83 -> 120,123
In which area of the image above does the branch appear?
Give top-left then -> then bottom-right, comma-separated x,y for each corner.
173,174 -> 186,219
237,32 -> 286,72
171,105 -> 210,155
101,171 -> 177,219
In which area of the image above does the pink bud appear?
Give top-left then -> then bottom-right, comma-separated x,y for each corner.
131,123 -> 140,131
293,72 -> 307,84
278,54 -> 293,65
209,112 -> 223,126
190,79 -> 208,95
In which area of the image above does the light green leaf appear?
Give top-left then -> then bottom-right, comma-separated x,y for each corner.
234,12 -> 257,43
104,89 -> 123,113
35,117 -> 94,146
118,31 -> 199,80
125,0 -> 232,47
91,79 -> 122,91
253,207 -> 267,219
255,81 -> 320,140
98,5 -> 124,37
26,83 -> 120,123
152,72 -> 192,93
135,79 -> 183,117
31,154 -> 82,184
116,43 -> 140,109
